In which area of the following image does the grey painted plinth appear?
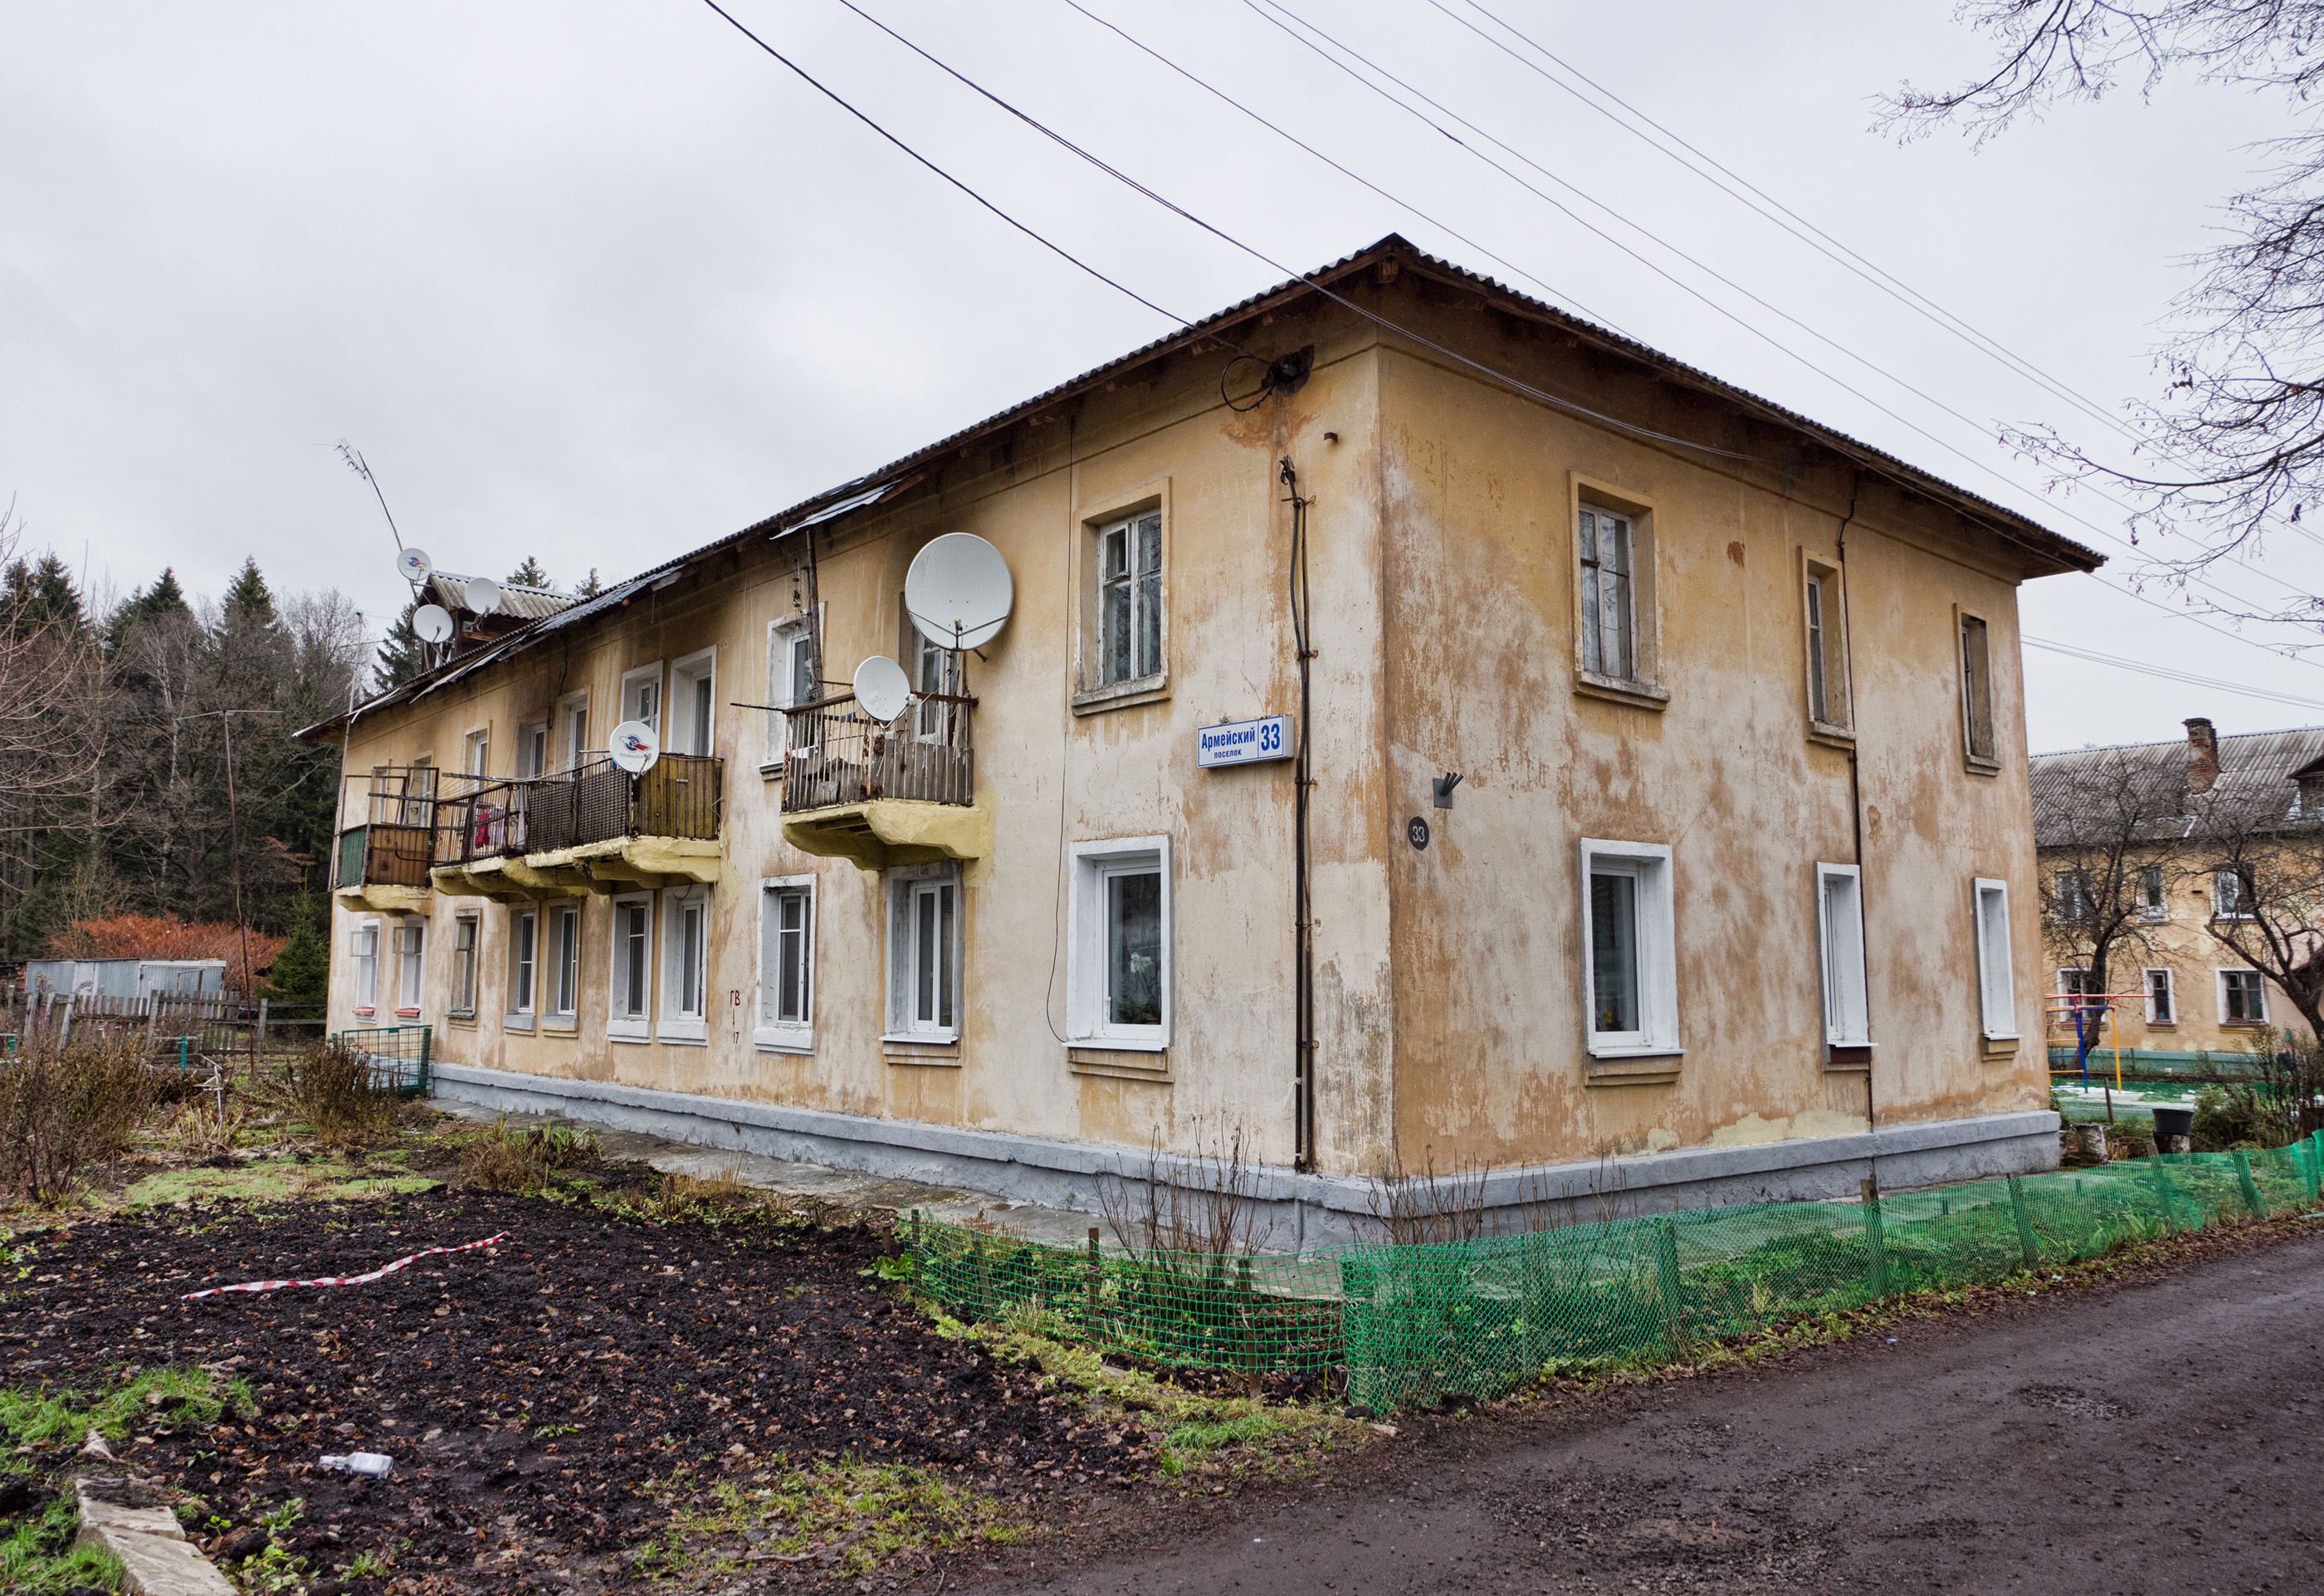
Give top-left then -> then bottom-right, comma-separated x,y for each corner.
430,1062 -> 2059,1252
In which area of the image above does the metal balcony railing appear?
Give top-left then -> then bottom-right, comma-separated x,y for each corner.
433,775 -> 540,867
779,693 -> 974,811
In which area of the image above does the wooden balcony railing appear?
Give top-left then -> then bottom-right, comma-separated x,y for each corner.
779,693 -> 974,811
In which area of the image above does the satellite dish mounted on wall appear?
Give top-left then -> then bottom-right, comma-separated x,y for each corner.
853,656 -> 912,724
904,533 -> 1013,652
463,576 -> 501,615
413,604 -> 454,644
397,547 -> 432,584
608,720 -> 660,774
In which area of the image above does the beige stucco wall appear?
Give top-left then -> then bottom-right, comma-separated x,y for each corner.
325,279 -> 2061,1178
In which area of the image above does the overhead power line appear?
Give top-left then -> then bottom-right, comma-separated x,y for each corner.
2021,634 -> 2324,711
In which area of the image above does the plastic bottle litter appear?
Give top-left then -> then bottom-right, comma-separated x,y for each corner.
320,1452 -> 393,1478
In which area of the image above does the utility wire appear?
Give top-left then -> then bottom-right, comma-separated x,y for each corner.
2021,634 -> 2324,711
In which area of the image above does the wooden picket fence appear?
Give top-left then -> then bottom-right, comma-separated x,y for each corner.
2,988 -> 325,1070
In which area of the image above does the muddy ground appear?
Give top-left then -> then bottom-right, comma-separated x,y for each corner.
994,1220 -> 2324,1594
1,1191 -> 1154,1592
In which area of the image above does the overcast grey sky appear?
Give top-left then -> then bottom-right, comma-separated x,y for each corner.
5,0 -> 2320,750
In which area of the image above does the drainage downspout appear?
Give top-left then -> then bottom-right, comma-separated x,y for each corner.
1835,471 -> 1878,1160
1282,455 -> 1317,1171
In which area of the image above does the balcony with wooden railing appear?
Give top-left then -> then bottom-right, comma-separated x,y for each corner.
429,753 -> 725,901
330,768 -> 441,913
778,693 -> 989,871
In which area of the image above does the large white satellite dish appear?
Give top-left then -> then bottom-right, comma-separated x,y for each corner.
904,533 -> 1013,652
413,604 -> 454,644
853,656 -> 912,724
608,720 -> 660,774
397,547 -> 432,584
463,576 -> 501,615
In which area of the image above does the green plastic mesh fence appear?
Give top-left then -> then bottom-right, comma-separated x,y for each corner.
904,1136 -> 2324,1409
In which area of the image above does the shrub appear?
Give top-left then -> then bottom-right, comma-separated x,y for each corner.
458,1117 -> 600,1193
0,1033 -> 158,1204
248,1039 -> 401,1151
2191,1083 -> 2291,1150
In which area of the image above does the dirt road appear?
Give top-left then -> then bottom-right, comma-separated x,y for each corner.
1000,1227 -> 2324,1594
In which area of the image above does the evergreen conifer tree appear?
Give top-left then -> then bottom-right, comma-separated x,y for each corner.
261,896 -> 329,1004
373,594 -> 427,694
0,552 -> 85,633
505,556 -> 552,588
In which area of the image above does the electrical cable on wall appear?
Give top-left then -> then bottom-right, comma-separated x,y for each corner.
1282,455 -> 1316,1170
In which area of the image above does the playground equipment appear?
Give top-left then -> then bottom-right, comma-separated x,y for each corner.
2046,990 -> 2139,1090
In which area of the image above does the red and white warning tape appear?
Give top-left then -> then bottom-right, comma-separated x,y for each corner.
179,1232 -> 510,1300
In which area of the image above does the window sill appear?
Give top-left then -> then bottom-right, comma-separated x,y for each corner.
1807,720 -> 1855,749
608,1021 -> 651,1044
657,1021 -> 708,1046
447,1010 -> 477,1028
393,1007 -> 422,1020
353,1007 -> 376,1019
2146,1021 -> 2177,1030
504,1015 -> 535,1034
754,1027 -> 814,1055
1071,675 -> 1169,717
1963,754 -> 2002,778
884,1036 -> 961,1067
1068,1046 -> 1170,1082
1573,671 -> 1669,711
2221,1019 -> 2270,1030
541,1017 -> 579,1035
1981,1033 -> 2019,1057
1069,1032 -> 1167,1054
1584,1052 -> 1681,1086
1825,1042 -> 1874,1071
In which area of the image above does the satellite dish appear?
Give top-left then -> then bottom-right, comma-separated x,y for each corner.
608,720 -> 660,774
904,533 -> 1013,651
852,656 -> 912,724
463,576 -> 501,615
413,604 -> 454,644
397,547 -> 432,584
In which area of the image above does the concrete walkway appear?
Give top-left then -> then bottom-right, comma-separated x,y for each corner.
428,1097 -> 1105,1246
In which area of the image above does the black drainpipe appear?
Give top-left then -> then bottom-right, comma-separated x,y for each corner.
1835,471 -> 1877,1148
1282,455 -> 1316,1170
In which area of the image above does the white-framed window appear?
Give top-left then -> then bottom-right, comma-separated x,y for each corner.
350,919 -> 380,1014
2219,968 -> 2268,1024
608,892 -> 652,1042
1804,559 -> 1851,731
2145,967 -> 2175,1025
1972,877 -> 2016,1039
506,908 -> 538,1030
516,720 -> 549,779
395,918 -> 425,1014
1814,861 -> 1868,1047
1579,505 -> 1637,681
766,616 -> 818,764
2214,867 -> 2257,920
1067,836 -> 1170,1050
463,728 -> 490,778
910,617 -> 961,744
2058,967 -> 2094,1000
1577,838 -> 1679,1057
755,875 -> 815,1052
2054,869 -> 2094,924
621,661 -> 664,737
670,647 -> 715,759
1096,509 -> 1164,686
1960,610 -> 1998,767
886,862 -> 962,1040
2138,866 -> 2168,921
659,886 -> 709,1043
559,692 -> 589,772
451,915 -> 479,1018
548,904 -> 580,1024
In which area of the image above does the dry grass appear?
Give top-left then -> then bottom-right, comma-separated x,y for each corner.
0,1032 -> 160,1205
243,1039 -> 403,1152
457,1117 -> 602,1193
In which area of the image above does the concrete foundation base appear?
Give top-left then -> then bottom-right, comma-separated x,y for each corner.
429,1062 -> 2060,1251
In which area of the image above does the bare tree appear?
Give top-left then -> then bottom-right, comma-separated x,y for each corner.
1883,3 -> 2324,615
2179,773 -> 2324,1040
2034,747 -> 2187,1064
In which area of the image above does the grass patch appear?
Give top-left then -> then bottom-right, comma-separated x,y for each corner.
0,1492 -> 124,1594
119,1160 -> 438,1208
630,1457 -> 1030,1581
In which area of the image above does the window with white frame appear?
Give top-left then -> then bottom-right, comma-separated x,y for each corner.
1096,510 -> 1164,686
2145,967 -> 2175,1024
350,920 -> 379,1014
1579,505 -> 1638,681
1814,862 -> 1869,1047
1577,839 -> 1678,1057
2138,866 -> 2168,921
608,893 -> 652,1042
766,617 -> 817,764
1068,837 -> 1169,1049
1804,560 -> 1851,731
451,915 -> 479,1018
886,864 -> 962,1039
1972,878 -> 2016,1039
910,622 -> 960,744
2055,869 -> 2095,924
756,876 -> 815,1051
2220,968 -> 2268,1024
621,662 -> 663,737
2058,967 -> 2094,1000
659,886 -> 709,1042
516,720 -> 549,779
507,908 -> 538,1028
463,729 -> 490,778
670,648 -> 715,759
548,904 -> 580,1023
1960,612 -> 1998,766
559,693 -> 589,772
2214,866 -> 2257,920
395,919 -> 425,1014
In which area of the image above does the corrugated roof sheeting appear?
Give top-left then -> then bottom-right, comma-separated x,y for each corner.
427,574 -> 574,622
2031,725 -> 2324,847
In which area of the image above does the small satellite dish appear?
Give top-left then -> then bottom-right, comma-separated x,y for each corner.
904,533 -> 1013,651
397,547 -> 432,584
413,604 -> 454,644
463,576 -> 501,615
852,656 -> 912,724
608,720 -> 660,774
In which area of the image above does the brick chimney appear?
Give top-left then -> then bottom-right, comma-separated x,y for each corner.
2185,717 -> 2219,797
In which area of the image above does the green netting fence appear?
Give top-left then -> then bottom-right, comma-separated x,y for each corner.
906,1135 -> 2324,1410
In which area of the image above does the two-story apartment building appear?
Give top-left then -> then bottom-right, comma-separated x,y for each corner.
305,237 -> 2093,1238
